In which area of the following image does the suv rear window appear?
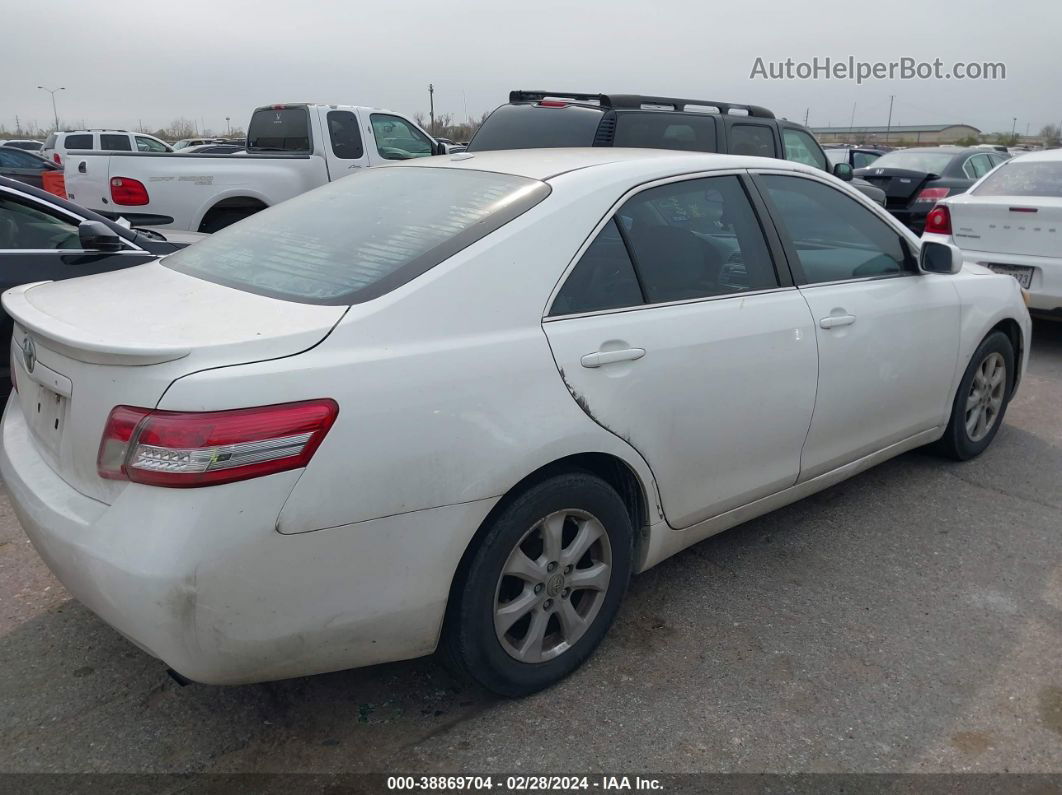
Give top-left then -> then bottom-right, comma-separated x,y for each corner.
64,134 -> 92,150
468,104 -> 604,151
164,167 -> 550,305
612,113 -> 717,152
100,134 -> 132,151
247,106 -> 312,152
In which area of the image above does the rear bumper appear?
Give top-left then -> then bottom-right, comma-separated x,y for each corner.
1,396 -> 496,684
961,249 -> 1062,314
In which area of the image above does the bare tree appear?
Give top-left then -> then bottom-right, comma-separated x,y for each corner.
1039,124 -> 1061,148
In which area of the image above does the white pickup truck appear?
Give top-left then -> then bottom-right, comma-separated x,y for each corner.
64,104 -> 445,232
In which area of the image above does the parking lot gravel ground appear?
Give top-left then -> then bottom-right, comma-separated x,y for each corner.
0,322 -> 1060,778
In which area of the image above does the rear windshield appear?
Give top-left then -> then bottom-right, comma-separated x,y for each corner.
247,106 -> 311,152
972,161 -> 1062,197
163,167 -> 550,305
867,151 -> 954,174
468,104 -> 603,151
613,112 -> 717,152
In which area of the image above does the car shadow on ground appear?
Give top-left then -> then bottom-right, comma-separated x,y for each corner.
1,323 -> 1060,774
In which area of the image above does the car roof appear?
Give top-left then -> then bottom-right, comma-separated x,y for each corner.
399,147 -> 814,181
1008,148 -> 1062,163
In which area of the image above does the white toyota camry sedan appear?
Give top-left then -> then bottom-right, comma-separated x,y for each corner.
1,149 -> 1030,696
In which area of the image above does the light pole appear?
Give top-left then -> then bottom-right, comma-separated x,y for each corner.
37,85 -> 65,130
1011,117 -> 1017,137
225,116 -> 231,135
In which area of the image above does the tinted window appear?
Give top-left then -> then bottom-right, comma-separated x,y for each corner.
0,196 -> 80,249
973,161 -> 1062,197
63,134 -> 92,150
370,114 -> 432,160
247,107 -> 311,151
761,175 -> 910,284
783,128 -> 827,170
164,167 -> 549,305
327,110 -> 364,159
551,219 -> 643,316
468,104 -> 603,151
869,150 -> 954,173
136,136 -> 169,152
100,134 -> 132,151
613,113 -> 717,152
621,175 -> 778,303
851,151 -> 881,169
729,124 -> 776,158
7,141 -> 42,151
0,149 -> 45,168
965,153 -> 994,179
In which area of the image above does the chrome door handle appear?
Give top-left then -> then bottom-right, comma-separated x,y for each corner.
819,314 -> 856,329
580,348 -> 646,368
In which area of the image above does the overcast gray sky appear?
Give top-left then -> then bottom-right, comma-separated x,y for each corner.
3,0 -> 1059,136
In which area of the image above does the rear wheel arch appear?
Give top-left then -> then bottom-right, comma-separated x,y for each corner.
197,196 -> 268,233
444,452 -> 650,620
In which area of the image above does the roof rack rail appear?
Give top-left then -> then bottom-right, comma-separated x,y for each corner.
508,91 -> 775,119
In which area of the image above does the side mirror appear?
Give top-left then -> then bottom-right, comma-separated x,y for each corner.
919,240 -> 963,274
833,162 -> 853,181
78,220 -> 123,252
431,140 -> 447,156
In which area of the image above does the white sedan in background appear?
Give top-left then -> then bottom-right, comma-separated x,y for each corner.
923,148 -> 1062,319
1,149 -> 1030,696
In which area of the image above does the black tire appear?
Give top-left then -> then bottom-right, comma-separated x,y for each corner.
932,331 -> 1015,460
441,472 -> 633,697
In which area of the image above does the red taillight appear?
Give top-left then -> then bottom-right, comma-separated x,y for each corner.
537,100 -> 568,108
96,399 -> 339,487
52,152 -> 62,165
924,205 -> 952,235
109,177 -> 149,206
914,187 -> 950,204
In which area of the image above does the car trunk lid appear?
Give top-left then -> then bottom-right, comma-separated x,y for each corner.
4,261 -> 346,503
949,196 -> 1062,258
857,168 -> 934,208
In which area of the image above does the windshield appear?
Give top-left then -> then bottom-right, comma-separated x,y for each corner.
973,161 -> 1062,197
867,151 -> 954,174
164,167 -> 550,305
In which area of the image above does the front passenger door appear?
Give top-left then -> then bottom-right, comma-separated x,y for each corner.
543,174 -> 818,528
754,173 -> 961,480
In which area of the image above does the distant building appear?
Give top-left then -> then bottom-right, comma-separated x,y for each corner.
811,124 -> 981,145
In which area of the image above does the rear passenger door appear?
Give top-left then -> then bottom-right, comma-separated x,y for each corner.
542,173 -> 818,528
316,108 -> 369,178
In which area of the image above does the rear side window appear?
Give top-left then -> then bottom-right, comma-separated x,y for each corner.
729,124 -> 776,158
327,110 -> 364,159
164,167 -> 550,305
63,134 -> 92,150
248,107 -> 311,152
973,161 -> 1062,197
782,128 -> 827,171
100,134 -> 132,151
613,113 -> 717,152
551,220 -> 643,316
760,174 -> 910,284
468,104 -> 603,151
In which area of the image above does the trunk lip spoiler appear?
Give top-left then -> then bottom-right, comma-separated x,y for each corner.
3,282 -> 192,366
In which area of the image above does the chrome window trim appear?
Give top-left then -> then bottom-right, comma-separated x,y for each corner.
542,167 -> 788,319
0,248 -> 151,255
544,284 -> 799,323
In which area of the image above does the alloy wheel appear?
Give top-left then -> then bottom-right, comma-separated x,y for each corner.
965,351 -> 1006,442
494,509 -> 612,663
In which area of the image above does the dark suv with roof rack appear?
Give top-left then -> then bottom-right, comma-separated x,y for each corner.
467,91 -> 886,205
